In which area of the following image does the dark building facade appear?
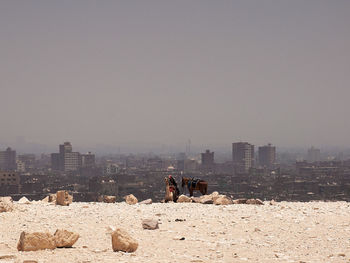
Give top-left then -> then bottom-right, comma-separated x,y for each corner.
232,142 -> 254,175
0,147 -> 17,171
258,144 -> 276,168
201,149 -> 214,172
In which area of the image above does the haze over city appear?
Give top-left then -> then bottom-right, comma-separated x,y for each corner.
1,1 -> 349,153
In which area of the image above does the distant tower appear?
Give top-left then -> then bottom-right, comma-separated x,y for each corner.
307,146 -> 320,163
232,142 -> 254,175
258,143 -> 276,169
186,139 -> 191,157
201,149 -> 214,172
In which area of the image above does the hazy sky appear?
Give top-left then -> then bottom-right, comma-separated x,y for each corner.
0,1 -> 349,151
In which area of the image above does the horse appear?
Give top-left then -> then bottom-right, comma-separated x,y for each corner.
164,177 -> 176,202
181,177 -> 208,197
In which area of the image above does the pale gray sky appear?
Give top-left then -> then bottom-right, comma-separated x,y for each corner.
0,1 -> 349,151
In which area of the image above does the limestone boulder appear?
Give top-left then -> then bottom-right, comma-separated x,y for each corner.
142,219 -> 159,230
124,194 -> 138,205
246,199 -> 264,205
199,195 -> 214,204
18,197 -> 31,204
111,229 -> 138,253
209,191 -> 219,198
190,197 -> 201,203
54,229 -> 79,248
177,195 -> 191,203
103,196 -> 116,203
17,232 -> 56,251
139,199 -> 152,205
56,191 -> 73,206
0,197 -> 14,213
213,195 -> 233,205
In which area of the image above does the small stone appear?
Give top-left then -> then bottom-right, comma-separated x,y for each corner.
142,219 -> 159,230
42,196 -> 50,203
124,194 -> 138,205
54,229 -> 79,248
111,229 -> 138,252
103,196 -> 116,203
246,199 -> 264,205
17,232 -> 56,251
213,195 -> 233,205
56,191 -> 73,206
199,195 -> 214,204
177,195 -> 191,203
139,199 -> 152,205
0,196 -> 14,212
18,197 -> 31,204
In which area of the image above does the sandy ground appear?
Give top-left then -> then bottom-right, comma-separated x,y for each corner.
0,201 -> 350,263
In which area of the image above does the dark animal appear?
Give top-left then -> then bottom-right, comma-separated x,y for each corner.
181,177 -> 208,197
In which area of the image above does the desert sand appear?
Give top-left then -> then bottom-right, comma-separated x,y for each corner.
0,200 -> 349,263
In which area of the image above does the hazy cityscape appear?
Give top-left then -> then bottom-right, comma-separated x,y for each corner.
1,140 -> 349,202
1,1 -> 350,262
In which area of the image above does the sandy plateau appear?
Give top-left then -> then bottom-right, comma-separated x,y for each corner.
0,200 -> 350,263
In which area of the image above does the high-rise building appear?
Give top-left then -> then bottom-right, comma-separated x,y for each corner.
201,149 -> 214,172
0,147 -> 17,171
51,142 -> 87,172
307,147 -> 320,163
232,142 -> 254,175
258,144 -> 276,169
81,152 -> 95,168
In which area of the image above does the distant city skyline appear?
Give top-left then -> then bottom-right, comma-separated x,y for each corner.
1,1 -> 349,149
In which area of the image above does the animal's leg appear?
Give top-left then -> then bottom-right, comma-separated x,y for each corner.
190,189 -> 193,197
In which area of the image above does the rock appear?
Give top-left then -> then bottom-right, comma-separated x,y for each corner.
199,195 -> 214,204
54,229 -> 79,248
111,229 -> 138,253
269,200 -> 276,205
18,197 -> 31,204
213,195 -> 233,205
124,194 -> 138,205
177,195 -> 191,203
246,199 -> 264,205
17,232 -> 56,251
103,196 -> 116,203
49,194 -> 57,203
23,261 -> 38,263
0,196 -> 14,212
191,197 -> 201,203
233,199 -> 248,204
139,199 -> 152,205
142,219 -> 159,230
209,191 -> 219,198
56,191 -> 73,206
42,196 -> 49,203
